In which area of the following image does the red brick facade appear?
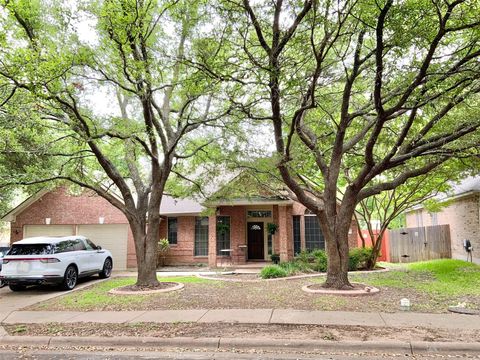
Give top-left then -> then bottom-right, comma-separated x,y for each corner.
7,188 -> 359,268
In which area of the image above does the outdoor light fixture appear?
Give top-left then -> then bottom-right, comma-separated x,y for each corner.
99,217 -> 105,224
45,218 -> 51,225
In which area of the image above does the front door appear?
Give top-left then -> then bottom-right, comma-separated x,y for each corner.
247,222 -> 264,260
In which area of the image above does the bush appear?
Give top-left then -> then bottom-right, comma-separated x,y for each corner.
348,247 -> 373,271
260,265 -> 288,279
296,250 -> 315,263
311,250 -> 328,272
270,253 -> 280,264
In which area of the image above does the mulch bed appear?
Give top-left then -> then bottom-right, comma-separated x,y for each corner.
5,322 -> 480,343
117,282 -> 179,292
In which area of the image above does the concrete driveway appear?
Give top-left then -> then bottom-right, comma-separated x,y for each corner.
0,276 -> 107,322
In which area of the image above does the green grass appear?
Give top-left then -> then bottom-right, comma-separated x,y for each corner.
350,259 -> 480,296
35,276 -> 214,311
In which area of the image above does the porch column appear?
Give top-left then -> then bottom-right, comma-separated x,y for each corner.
300,215 -> 306,252
208,214 -> 217,268
278,205 -> 289,262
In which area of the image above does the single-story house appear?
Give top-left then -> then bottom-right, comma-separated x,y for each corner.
1,185 -> 358,270
405,176 -> 480,264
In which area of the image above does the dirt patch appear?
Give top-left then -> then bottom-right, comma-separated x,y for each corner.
304,283 -> 380,296
26,277 -> 480,313
4,322 -> 480,343
116,282 -> 179,292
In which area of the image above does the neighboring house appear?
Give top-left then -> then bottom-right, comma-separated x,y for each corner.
405,176 -> 480,264
1,184 -> 358,270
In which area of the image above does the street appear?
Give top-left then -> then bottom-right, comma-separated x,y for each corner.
0,348 -> 479,360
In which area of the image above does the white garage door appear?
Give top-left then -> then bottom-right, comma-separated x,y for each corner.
24,225 -> 75,238
77,224 -> 128,270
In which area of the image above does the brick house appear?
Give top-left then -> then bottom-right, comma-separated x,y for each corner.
405,176 -> 480,264
2,186 -> 358,270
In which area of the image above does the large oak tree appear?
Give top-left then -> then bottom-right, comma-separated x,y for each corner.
217,0 -> 480,288
0,0 -> 227,286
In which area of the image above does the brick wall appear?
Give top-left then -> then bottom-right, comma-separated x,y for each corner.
10,187 -> 137,269
161,216 -> 208,265
406,194 -> 480,264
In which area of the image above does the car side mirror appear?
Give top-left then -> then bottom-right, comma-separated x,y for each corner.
96,246 -> 102,250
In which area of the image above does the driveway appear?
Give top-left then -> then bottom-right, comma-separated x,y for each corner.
0,276 -> 107,322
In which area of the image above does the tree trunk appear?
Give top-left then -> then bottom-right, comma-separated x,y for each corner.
322,226 -> 352,289
130,217 -> 160,287
319,191 -> 356,290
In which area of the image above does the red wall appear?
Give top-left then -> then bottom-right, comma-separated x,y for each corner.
357,229 -> 390,262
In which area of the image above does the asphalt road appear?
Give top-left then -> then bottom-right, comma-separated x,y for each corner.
0,349 -> 478,360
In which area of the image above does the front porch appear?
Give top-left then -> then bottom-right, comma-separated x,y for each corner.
207,200 -> 296,268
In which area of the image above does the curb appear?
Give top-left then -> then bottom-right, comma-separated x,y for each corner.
1,335 -> 479,354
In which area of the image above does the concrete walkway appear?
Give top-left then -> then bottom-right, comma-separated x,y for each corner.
1,309 -> 478,330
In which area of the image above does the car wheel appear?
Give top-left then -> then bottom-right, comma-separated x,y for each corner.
62,265 -> 78,290
99,258 -> 113,279
9,284 -> 26,291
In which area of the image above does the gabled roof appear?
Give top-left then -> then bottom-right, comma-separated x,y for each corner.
406,176 -> 480,213
1,189 -> 50,222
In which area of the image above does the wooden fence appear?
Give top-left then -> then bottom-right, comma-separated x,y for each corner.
389,225 -> 451,263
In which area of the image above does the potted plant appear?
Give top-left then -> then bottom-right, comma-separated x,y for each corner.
270,253 -> 280,264
267,223 -> 278,235
157,238 -> 170,267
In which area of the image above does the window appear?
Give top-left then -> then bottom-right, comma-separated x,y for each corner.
194,217 -> 209,256
73,239 -> 86,251
55,240 -> 76,253
8,244 -> 54,255
85,239 -> 98,250
168,218 -> 178,244
293,215 -> 301,255
415,211 -> 423,228
216,216 -> 230,255
247,210 -> 272,218
305,215 -> 325,251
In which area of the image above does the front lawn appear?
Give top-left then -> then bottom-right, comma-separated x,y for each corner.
27,260 -> 480,313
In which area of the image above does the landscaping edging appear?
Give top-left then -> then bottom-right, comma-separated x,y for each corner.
1,334 -> 479,355
197,267 -> 389,283
108,282 -> 184,295
302,283 -> 380,296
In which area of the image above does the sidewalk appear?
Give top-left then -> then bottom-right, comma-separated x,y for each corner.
1,309 -> 478,330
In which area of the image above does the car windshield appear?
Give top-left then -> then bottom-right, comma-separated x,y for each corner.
8,244 -> 54,255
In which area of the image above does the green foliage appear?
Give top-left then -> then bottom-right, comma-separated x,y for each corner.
348,247 -> 373,271
311,250 -> 328,272
260,265 -> 288,279
267,223 -> 278,235
270,253 -> 280,264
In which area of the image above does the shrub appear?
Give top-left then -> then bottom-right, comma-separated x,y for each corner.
260,265 -> 288,279
270,253 -> 280,264
296,250 -> 315,263
348,247 -> 373,271
312,250 -> 328,272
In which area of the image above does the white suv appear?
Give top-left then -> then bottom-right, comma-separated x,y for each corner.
0,236 -> 113,291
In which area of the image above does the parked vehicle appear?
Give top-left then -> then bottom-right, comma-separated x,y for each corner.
0,246 -> 10,288
0,236 -> 113,291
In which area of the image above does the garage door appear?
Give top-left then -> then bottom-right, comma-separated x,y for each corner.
24,225 -> 75,238
77,224 -> 128,270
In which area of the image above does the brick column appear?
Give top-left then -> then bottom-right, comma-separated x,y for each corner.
208,214 -> 217,268
300,215 -> 306,252
278,205 -> 289,262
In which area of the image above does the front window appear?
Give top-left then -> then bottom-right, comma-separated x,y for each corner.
85,239 -> 98,250
216,216 -> 230,255
168,218 -> 178,244
293,215 -> 301,255
194,217 -> 209,256
247,210 -> 272,218
305,215 -> 325,251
